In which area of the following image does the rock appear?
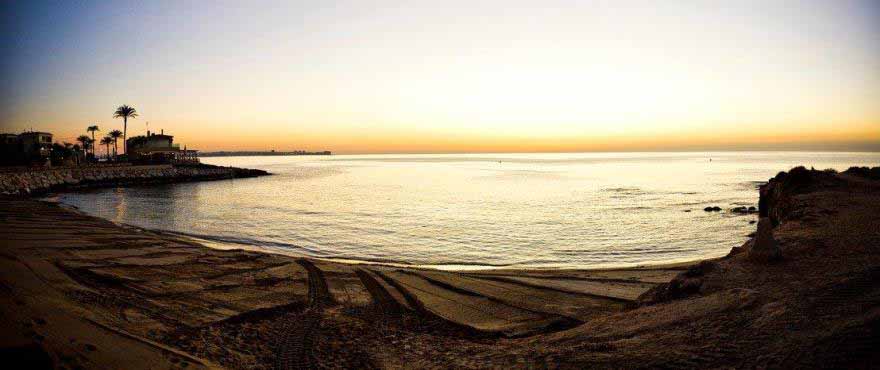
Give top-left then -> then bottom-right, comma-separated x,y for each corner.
0,164 -> 269,195
704,206 -> 722,212
731,206 -> 749,214
759,166 -> 844,226
748,218 -> 782,263
635,261 -> 717,306
843,166 -> 880,180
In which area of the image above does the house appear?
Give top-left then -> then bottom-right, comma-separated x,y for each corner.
126,130 -> 198,164
1,131 -> 53,166
18,131 -> 54,159
1,133 -> 17,145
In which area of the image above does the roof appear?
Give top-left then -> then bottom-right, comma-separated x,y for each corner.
18,131 -> 53,136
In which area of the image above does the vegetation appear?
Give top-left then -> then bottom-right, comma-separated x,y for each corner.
125,135 -> 149,149
49,143 -> 75,166
108,129 -> 123,159
100,136 -> 113,159
113,105 -> 138,155
86,125 -> 100,156
76,135 -> 92,155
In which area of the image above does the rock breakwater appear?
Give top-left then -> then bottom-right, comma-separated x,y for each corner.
0,164 -> 269,196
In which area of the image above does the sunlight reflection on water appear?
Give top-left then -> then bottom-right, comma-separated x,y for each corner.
56,152 -> 879,269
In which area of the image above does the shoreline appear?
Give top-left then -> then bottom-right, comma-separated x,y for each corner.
0,194 -> 686,368
2,166 -> 878,368
36,194 -> 701,273
48,196 -> 713,272
23,163 -> 705,272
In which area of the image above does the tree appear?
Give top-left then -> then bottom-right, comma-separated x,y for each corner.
108,129 -> 123,159
86,125 -> 100,155
50,142 -> 74,166
113,105 -> 138,156
100,136 -> 113,159
76,135 -> 91,150
76,135 -> 93,162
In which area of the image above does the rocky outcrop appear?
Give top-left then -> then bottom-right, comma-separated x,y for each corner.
748,218 -> 781,263
0,164 -> 269,196
758,166 -> 844,226
730,206 -> 757,214
842,166 -> 880,180
639,166 -> 865,306
634,261 -> 717,306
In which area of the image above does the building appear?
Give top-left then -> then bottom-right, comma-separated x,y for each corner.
126,130 -> 198,164
1,133 -> 17,145
18,132 -> 54,159
1,131 -> 53,166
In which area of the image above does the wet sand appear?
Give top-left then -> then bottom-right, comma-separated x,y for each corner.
1,167 -> 878,368
0,196 -> 681,369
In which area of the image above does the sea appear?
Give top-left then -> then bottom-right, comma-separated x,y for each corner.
54,152 -> 880,270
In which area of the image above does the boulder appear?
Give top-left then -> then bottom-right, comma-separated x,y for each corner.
730,206 -> 749,214
635,261 -> 717,306
748,218 -> 782,263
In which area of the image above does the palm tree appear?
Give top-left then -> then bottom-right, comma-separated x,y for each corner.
113,105 -> 138,155
108,129 -> 123,159
86,125 -> 100,155
100,136 -> 113,159
76,135 -> 92,162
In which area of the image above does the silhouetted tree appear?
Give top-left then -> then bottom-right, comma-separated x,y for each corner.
108,129 -> 123,159
100,136 -> 113,159
50,142 -> 80,166
76,135 -> 92,162
113,105 -> 138,156
87,125 -> 100,155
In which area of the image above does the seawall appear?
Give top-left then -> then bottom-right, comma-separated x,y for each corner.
0,164 -> 269,196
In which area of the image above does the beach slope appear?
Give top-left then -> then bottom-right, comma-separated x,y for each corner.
1,166 -> 878,368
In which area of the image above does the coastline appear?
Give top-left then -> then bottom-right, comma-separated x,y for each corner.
2,166 -> 878,368
0,163 -> 270,196
0,195 -> 685,368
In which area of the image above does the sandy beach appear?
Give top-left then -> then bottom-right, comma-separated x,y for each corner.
2,166 -> 879,368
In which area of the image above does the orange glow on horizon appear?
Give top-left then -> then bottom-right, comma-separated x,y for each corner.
3,1 -> 879,154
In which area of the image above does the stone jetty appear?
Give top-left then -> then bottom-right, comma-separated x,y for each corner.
0,164 -> 269,196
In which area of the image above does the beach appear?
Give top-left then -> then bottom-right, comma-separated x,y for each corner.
0,195 -> 686,368
1,166 -> 879,368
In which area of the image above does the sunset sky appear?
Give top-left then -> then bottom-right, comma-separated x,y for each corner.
2,0 -> 879,153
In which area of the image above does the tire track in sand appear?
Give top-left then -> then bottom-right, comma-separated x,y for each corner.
274,259 -> 332,370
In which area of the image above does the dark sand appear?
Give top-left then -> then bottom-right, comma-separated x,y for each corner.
1,168 -> 878,368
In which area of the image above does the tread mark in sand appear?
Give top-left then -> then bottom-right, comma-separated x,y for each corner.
356,269 -> 407,319
273,259 -> 332,370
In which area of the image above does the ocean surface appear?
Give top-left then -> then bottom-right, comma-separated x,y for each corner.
55,152 -> 879,270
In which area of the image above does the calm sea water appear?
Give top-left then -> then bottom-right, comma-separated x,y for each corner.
55,152 -> 879,269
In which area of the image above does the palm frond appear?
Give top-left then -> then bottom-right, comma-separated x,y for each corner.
113,105 -> 138,118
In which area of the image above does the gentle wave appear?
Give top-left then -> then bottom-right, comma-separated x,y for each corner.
56,152 -> 880,269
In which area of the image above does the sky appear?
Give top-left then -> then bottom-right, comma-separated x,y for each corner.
1,0 -> 879,153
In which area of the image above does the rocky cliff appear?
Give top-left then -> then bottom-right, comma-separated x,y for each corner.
0,164 -> 269,196
638,165 -> 880,306
562,165 -> 880,367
